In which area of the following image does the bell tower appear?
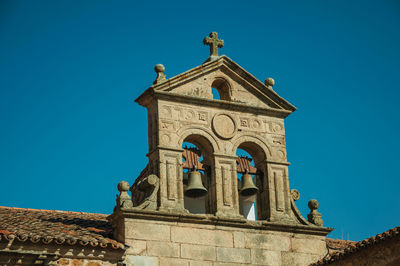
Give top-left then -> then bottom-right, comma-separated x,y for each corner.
109,32 -> 332,266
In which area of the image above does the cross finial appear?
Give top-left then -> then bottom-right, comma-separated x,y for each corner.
203,32 -> 224,58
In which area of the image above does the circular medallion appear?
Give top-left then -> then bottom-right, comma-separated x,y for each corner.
212,113 -> 237,139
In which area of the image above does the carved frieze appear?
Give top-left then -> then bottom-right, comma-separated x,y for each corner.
239,117 -> 264,132
159,104 -> 210,126
271,135 -> 285,146
198,111 -> 208,122
274,149 -> 287,161
212,113 -> 237,139
160,105 -> 172,119
160,133 -> 172,145
185,87 -> 212,98
159,120 -> 176,131
263,120 -> 285,135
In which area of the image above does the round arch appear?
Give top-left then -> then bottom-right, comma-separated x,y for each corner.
177,126 -> 221,155
211,77 -> 232,101
231,135 -> 271,165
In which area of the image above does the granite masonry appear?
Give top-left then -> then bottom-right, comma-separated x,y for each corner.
108,32 -> 333,266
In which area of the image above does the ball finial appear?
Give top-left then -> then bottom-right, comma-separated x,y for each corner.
117,181 -> 130,192
265,77 -> 275,87
308,199 -> 319,210
154,64 -> 165,73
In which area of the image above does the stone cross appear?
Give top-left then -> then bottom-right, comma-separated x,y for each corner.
203,32 -> 224,57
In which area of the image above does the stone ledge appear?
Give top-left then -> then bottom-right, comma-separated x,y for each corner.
108,209 -> 332,236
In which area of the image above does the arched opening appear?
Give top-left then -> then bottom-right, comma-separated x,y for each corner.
211,78 -> 231,101
236,142 -> 267,221
211,87 -> 221,100
182,134 -> 214,214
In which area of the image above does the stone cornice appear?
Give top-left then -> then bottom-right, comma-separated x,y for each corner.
108,209 -> 333,236
151,90 -> 293,118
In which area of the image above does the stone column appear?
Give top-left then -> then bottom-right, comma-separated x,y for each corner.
212,154 -> 241,218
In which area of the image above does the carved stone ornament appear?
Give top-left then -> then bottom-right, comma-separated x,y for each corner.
290,189 -> 300,201
131,174 -> 160,210
212,113 -> 237,139
203,32 -> 224,57
153,64 -> 166,85
116,181 -> 133,209
307,199 -> 324,226
264,77 -> 275,90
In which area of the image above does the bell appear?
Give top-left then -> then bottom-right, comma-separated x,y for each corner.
239,170 -> 258,197
185,168 -> 208,198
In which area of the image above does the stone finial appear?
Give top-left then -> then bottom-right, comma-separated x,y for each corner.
264,77 -> 275,90
116,181 -> 133,209
307,199 -> 323,226
203,32 -> 224,58
153,64 -> 166,85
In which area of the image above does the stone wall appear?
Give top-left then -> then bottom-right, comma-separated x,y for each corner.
122,216 -> 327,266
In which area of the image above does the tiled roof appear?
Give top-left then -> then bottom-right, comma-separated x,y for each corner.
0,206 -> 124,250
312,226 -> 400,265
325,238 -> 356,254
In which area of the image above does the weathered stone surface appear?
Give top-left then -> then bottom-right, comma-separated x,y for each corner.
291,237 -> 327,255
181,244 -> 216,261
189,260 -> 212,266
281,252 -> 320,266
216,247 -> 250,263
126,255 -> 159,266
233,231 -> 245,248
171,226 -> 233,247
126,221 -> 170,241
245,233 -> 290,251
147,241 -> 180,258
159,257 -> 189,266
125,239 -> 147,255
213,263 -> 246,266
177,222 -> 215,230
251,249 -> 281,265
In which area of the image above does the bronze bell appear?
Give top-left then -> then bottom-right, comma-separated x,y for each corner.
239,170 -> 258,197
185,167 -> 208,198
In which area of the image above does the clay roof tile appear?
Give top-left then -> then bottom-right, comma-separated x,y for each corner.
0,206 -> 124,250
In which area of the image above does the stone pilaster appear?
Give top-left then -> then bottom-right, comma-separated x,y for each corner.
147,147 -> 186,213
212,154 -> 241,218
264,161 -> 292,222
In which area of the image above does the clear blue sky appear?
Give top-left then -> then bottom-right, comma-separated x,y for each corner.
1,1 -> 399,241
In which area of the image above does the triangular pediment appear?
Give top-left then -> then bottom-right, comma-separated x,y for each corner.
136,56 -> 296,116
